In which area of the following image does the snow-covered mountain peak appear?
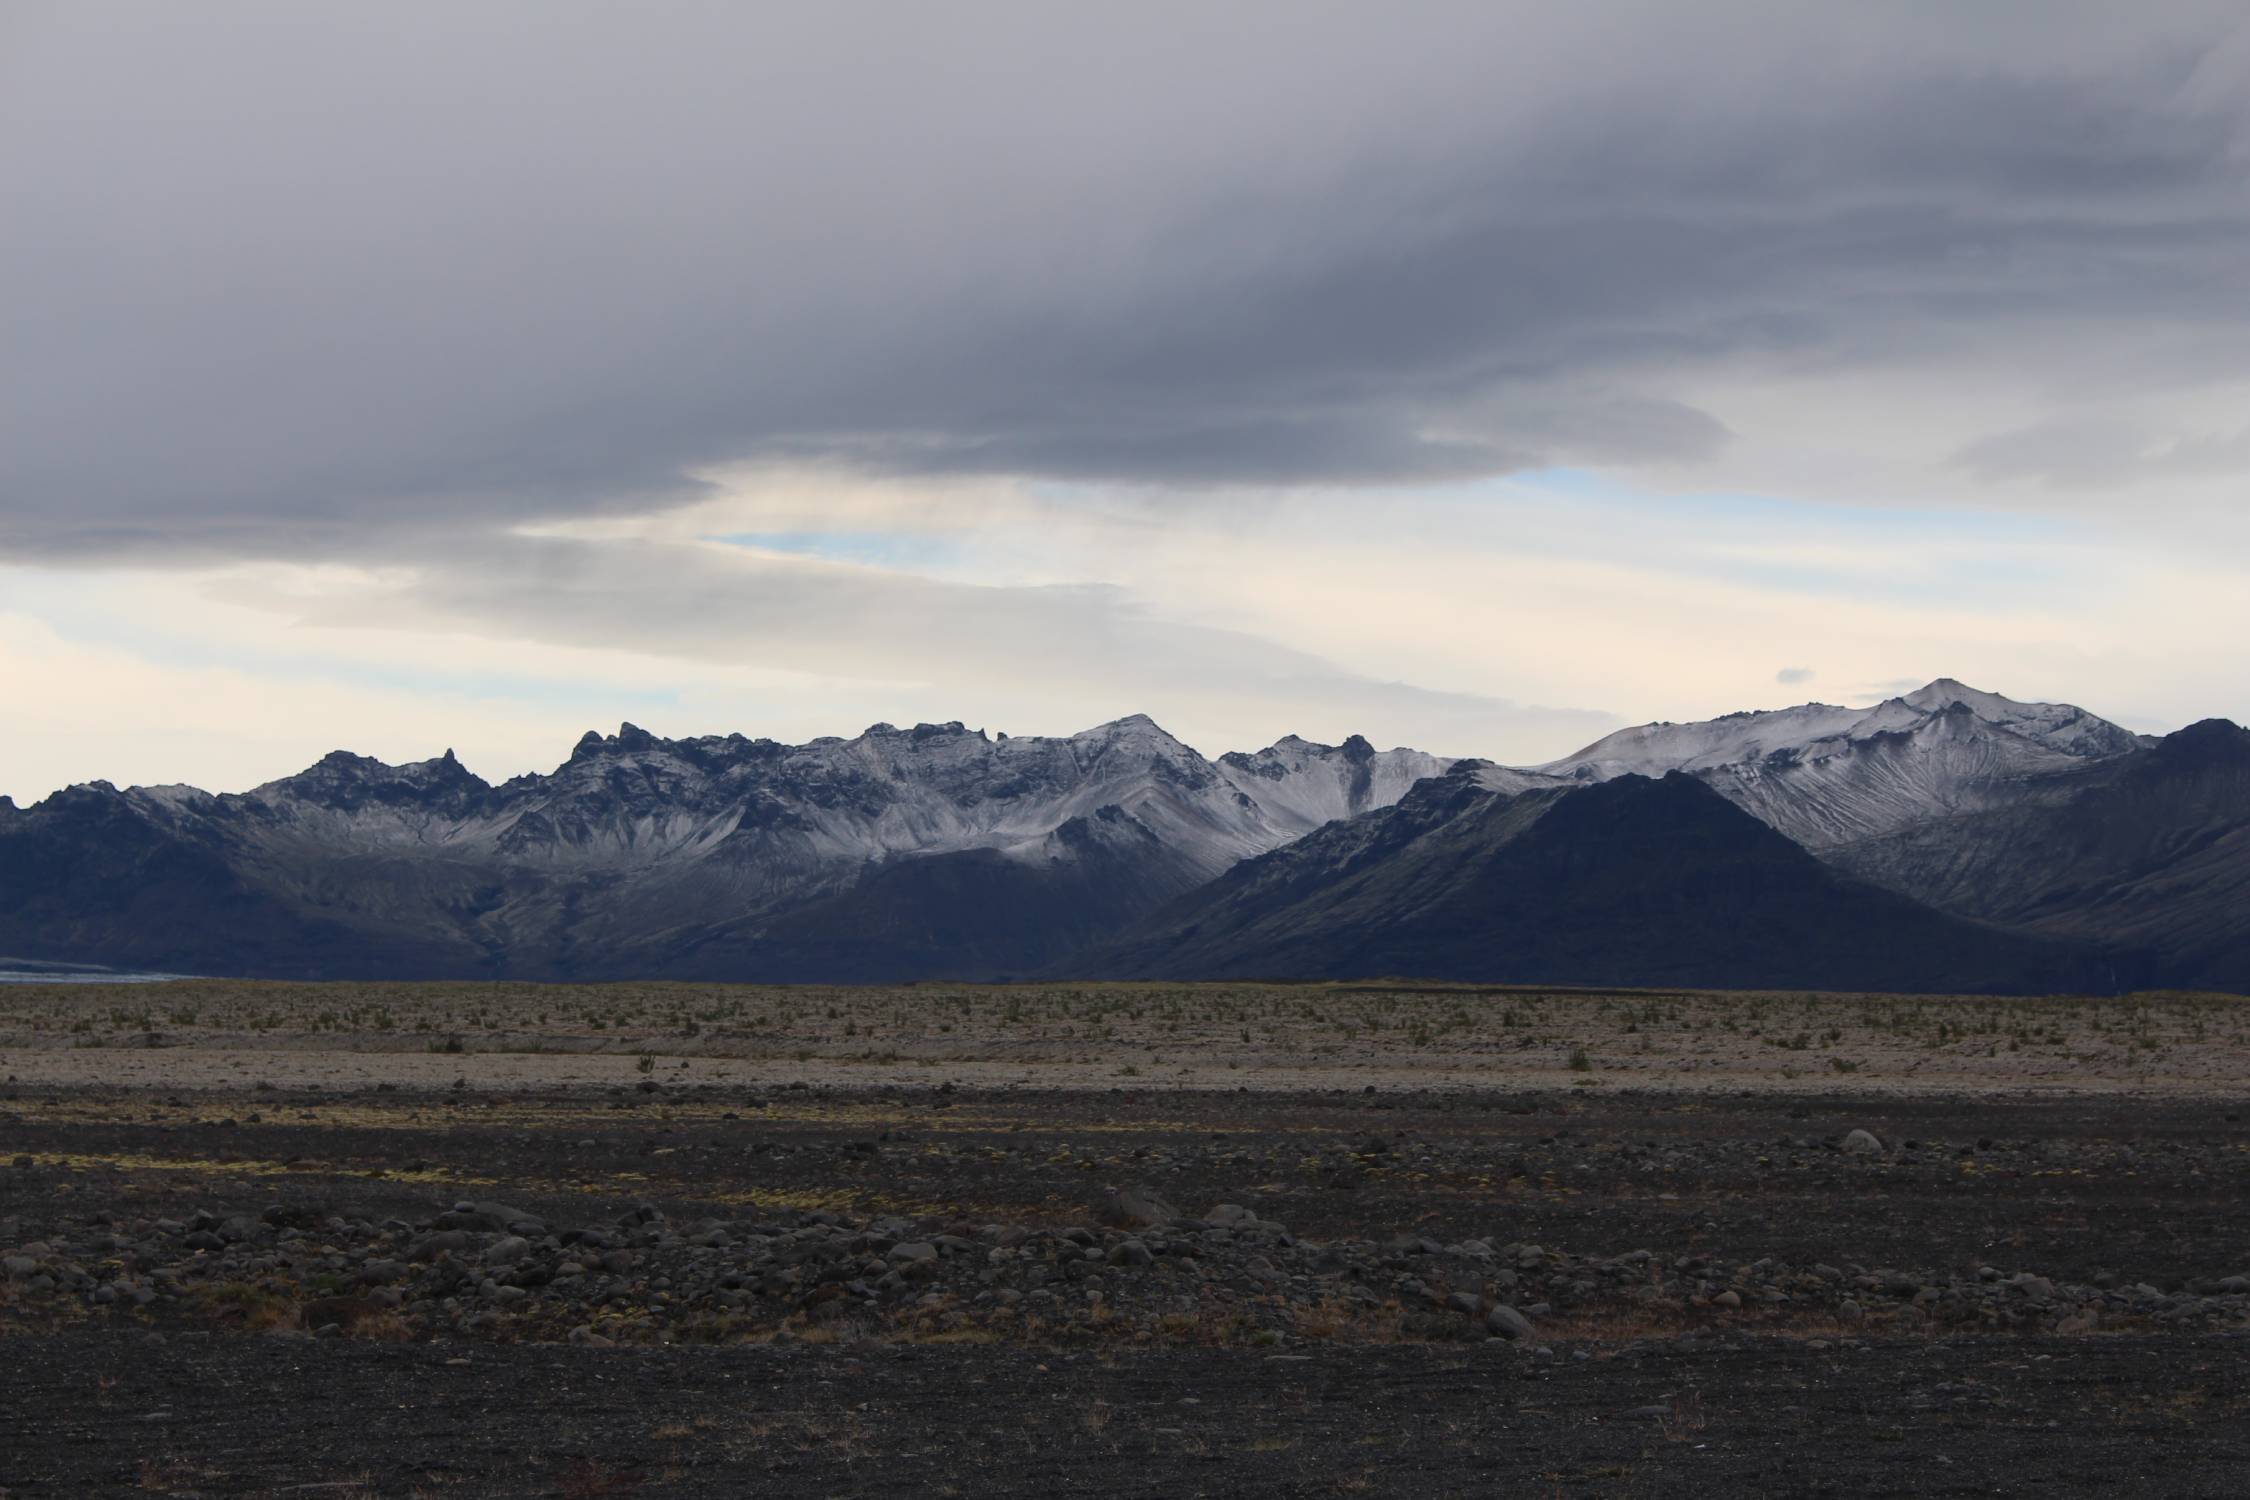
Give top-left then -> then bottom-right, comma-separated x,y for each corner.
1068,713 -> 1186,748
1549,679 -> 2138,781
1546,701 -> 1869,778
1215,734 -> 1456,837
1899,677 -> 2009,715
1887,679 -> 2145,759
1539,677 -> 2145,849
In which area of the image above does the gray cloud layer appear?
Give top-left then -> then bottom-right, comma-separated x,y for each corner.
279,530 -> 1618,757
4,2 -> 2248,561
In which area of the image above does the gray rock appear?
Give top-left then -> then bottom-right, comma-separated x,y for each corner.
482,1236 -> 531,1266
1842,1129 -> 1884,1155
438,1202 -> 544,1234
1486,1304 -> 1535,1340
407,1230 -> 475,1263
1100,1186 -> 1178,1229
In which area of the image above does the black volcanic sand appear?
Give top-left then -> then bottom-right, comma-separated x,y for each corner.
8,1333 -> 2248,1498
5,1080 -> 2250,1496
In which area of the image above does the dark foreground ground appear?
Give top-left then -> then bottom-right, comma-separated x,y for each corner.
7,1329 -> 2247,1498
5,985 -> 2250,1496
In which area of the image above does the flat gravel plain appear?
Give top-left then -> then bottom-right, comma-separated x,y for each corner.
3,980 -> 2248,1496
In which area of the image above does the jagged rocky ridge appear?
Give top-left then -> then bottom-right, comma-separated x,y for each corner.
0,718 -> 1447,982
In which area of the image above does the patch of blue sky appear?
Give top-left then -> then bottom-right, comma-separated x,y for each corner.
706,531 -> 965,571
1487,469 -> 2093,605
1506,467 -> 2082,544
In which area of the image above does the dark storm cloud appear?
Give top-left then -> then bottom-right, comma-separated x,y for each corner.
2,1 -> 2247,560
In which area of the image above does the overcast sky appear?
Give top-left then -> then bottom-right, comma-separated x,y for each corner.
5,1 -> 2250,801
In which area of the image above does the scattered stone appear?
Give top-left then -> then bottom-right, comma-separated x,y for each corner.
1098,1186 -> 1178,1229
1486,1305 -> 1535,1341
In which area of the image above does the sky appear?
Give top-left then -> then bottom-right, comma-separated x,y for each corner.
5,1 -> 2250,803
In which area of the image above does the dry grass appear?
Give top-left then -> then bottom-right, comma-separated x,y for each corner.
1541,1302 -> 1882,1345
897,1326 -> 1000,1345
1658,1392 -> 1708,1442
193,1282 -> 302,1333
1292,1296 -> 1410,1343
136,1456 -> 194,1492
5,977 -> 2245,1097
556,1459 -> 640,1498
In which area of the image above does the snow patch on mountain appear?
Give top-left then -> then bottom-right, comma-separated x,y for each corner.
1542,678 -> 2142,847
1215,734 -> 1456,837
1547,702 -> 1871,780
92,715 -> 1454,893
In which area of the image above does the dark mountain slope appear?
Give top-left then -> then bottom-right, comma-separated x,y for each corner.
0,785 -> 441,978
588,805 -> 1216,983
1830,719 -> 2250,991
1069,768 -> 2134,993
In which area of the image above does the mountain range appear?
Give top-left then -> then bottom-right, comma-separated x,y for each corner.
0,716 -> 1440,982
3,680 -> 2242,992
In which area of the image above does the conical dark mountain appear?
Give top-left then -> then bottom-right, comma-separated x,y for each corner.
1069,766 -> 2133,993
1830,719 -> 2250,991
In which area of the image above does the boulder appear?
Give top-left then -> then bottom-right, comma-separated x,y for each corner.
1486,1304 -> 1535,1340
1098,1186 -> 1178,1229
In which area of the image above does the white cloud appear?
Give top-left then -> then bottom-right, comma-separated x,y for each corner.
7,471 -> 2246,806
